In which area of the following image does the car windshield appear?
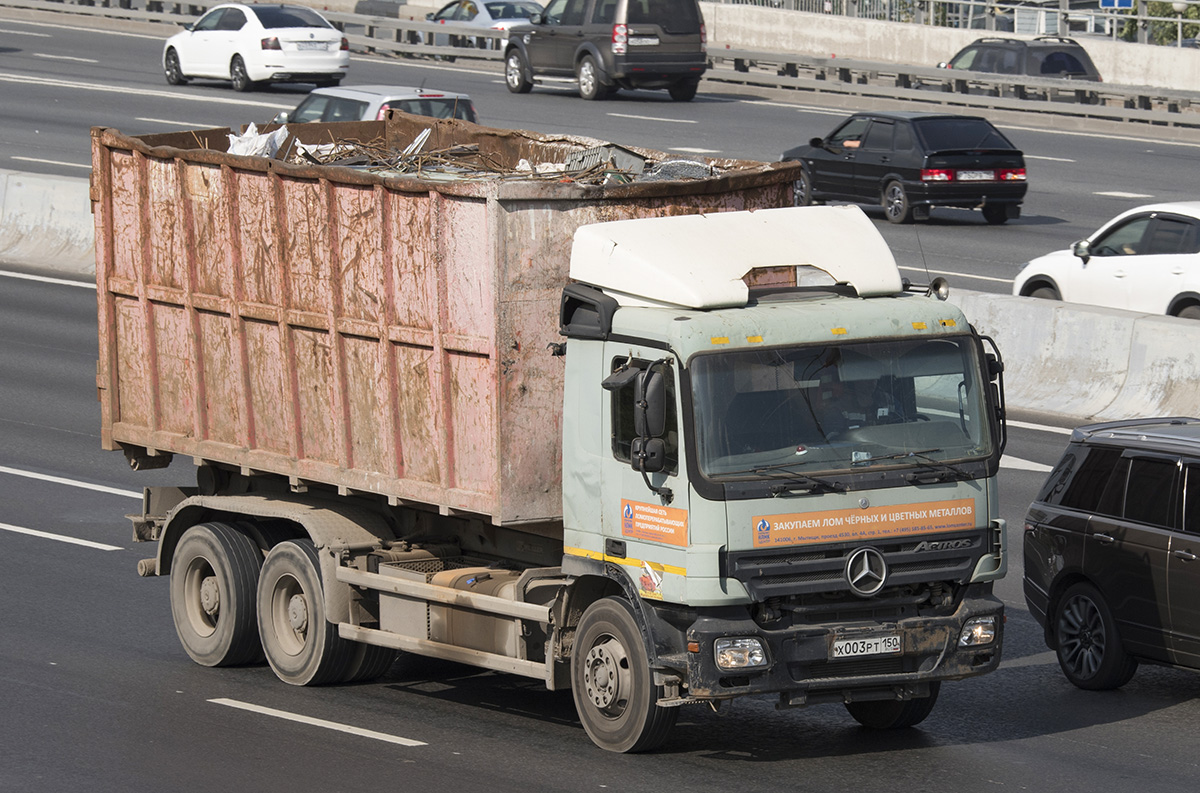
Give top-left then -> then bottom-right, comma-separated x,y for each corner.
252,5 -> 332,28
485,1 -> 541,18
691,337 -> 994,481
914,118 -> 1013,151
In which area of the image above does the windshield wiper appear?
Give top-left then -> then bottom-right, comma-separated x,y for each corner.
905,454 -> 973,484
716,462 -> 846,494
856,448 -> 943,464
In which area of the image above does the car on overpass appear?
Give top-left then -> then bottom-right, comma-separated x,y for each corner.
782,111 -> 1028,224
1013,202 -> 1200,318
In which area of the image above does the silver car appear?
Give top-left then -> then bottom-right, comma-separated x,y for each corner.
276,85 -> 479,124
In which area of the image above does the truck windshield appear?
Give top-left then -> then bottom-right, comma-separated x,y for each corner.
691,337 -> 994,481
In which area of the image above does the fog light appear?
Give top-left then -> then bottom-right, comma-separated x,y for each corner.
714,637 -> 767,670
958,616 -> 997,647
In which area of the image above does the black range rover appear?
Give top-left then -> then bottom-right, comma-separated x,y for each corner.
1024,417 -> 1200,690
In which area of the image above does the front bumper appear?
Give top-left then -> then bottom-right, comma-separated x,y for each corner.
682,591 -> 1003,704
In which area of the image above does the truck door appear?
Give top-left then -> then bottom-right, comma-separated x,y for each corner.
598,348 -> 688,600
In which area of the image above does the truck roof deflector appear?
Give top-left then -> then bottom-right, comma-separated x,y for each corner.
568,205 -> 904,309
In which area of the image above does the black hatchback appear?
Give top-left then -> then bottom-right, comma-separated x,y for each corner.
781,111 -> 1027,225
1024,418 -> 1200,690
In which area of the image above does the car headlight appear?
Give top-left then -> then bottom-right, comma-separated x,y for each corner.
714,637 -> 768,670
958,616 -> 998,647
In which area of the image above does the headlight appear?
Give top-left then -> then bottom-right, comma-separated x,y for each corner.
958,616 -> 998,647
714,637 -> 768,670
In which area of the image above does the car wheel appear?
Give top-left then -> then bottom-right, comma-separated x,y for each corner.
667,79 -> 698,102
230,55 -> 254,92
792,165 -> 814,207
845,682 -> 940,729
982,204 -> 1009,225
164,48 -> 188,86
577,55 -> 605,101
1174,304 -> 1200,320
1054,582 -> 1138,690
505,49 -> 532,94
882,180 -> 912,224
1030,285 -> 1060,300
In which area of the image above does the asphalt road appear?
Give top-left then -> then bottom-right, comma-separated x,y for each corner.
4,8 -> 1200,792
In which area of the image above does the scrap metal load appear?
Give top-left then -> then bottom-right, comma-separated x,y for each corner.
91,112 -> 799,527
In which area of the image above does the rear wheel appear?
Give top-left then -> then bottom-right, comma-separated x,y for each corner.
505,50 -> 532,93
1030,285 -> 1060,300
1054,582 -> 1138,690
982,204 -> 1009,225
257,540 -> 357,685
230,55 -> 254,92
170,522 -> 264,667
792,165 -> 814,207
572,598 -> 677,753
667,79 -> 698,101
577,55 -> 605,101
845,682 -> 940,729
882,180 -> 912,224
164,48 -> 188,86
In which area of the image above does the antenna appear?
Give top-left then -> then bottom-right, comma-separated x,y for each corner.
913,225 -> 932,285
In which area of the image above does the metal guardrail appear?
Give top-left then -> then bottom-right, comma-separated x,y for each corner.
4,0 -> 1200,128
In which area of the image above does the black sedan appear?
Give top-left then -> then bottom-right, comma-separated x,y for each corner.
781,111 -> 1027,225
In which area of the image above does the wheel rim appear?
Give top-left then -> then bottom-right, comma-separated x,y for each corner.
166,52 -> 180,81
181,555 -> 219,638
506,55 -> 522,89
232,59 -> 246,88
268,572 -> 309,657
884,184 -> 906,221
582,634 -> 631,719
794,174 -> 809,206
1058,594 -> 1106,680
579,60 -> 596,96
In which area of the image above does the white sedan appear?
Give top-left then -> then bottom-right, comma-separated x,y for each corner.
163,3 -> 348,92
1013,201 -> 1200,319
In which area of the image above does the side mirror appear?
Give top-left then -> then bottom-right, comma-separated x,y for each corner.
630,438 -> 667,474
272,111 -> 289,125
184,23 -> 194,31
425,12 -> 434,19
1071,239 -> 1091,264
634,369 -> 666,439
937,61 -> 948,68
809,136 -> 824,148
530,11 -> 543,23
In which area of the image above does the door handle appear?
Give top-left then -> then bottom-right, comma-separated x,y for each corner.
1093,533 -> 1115,544
1174,549 -> 1197,561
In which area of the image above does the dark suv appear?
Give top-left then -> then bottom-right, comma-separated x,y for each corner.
1023,417 -> 1200,690
942,37 -> 1102,81
503,0 -> 707,101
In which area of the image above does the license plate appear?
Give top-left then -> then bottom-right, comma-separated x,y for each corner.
831,633 -> 902,659
629,36 -> 660,46
296,41 -> 328,51
958,170 -> 995,181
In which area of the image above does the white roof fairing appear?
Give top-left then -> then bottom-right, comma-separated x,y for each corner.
568,205 -> 904,309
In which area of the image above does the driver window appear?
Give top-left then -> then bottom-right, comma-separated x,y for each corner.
560,0 -> 587,25
1092,216 -> 1152,257
541,0 -> 568,23
610,359 -> 678,471
828,117 -> 870,149
193,9 -> 226,31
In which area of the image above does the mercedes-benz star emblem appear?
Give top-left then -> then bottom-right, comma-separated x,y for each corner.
844,547 -> 887,598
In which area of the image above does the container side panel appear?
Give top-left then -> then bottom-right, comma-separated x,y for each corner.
283,180 -> 331,317
336,185 -> 384,325
236,174 -> 282,307
245,318 -> 291,456
198,310 -> 239,447
114,297 -> 150,429
146,159 -> 187,291
292,326 -> 338,465
152,303 -> 195,437
448,350 -> 496,497
393,342 -> 443,485
442,197 -> 493,343
184,164 -> 234,299
110,152 -> 141,284
343,335 -> 390,475
390,193 -> 437,333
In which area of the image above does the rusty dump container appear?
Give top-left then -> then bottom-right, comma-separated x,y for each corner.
92,114 -> 798,526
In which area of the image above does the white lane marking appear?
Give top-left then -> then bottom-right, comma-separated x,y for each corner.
0,269 -> 95,289
33,53 -> 98,63
1025,154 -> 1075,163
210,699 -> 428,747
0,28 -> 52,37
671,147 -> 720,154
135,117 -> 223,128
0,521 -> 123,551
10,155 -> 91,170
1096,190 -> 1154,198
1001,456 -> 1053,473
607,112 -> 697,124
739,99 -> 848,117
897,264 -> 1013,285
0,71 -> 292,110
0,465 -> 141,499
1003,122 -> 1200,150
1008,419 -> 1072,435
0,18 -> 164,40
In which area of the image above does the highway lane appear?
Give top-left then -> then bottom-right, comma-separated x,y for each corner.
6,272 -> 1200,792
3,9 -> 1200,296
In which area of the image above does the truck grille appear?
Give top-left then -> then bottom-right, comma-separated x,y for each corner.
723,531 -> 984,602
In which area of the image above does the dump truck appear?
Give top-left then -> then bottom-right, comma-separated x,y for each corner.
93,114 -> 1008,753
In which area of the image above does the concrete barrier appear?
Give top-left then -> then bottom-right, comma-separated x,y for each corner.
952,290 -> 1200,421
0,169 -> 94,278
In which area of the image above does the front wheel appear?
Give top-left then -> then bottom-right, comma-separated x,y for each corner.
845,682 -> 940,729
882,180 -> 912,224
571,598 -> 677,753
577,55 -> 605,101
164,48 -> 188,86
230,55 -> 254,92
1054,582 -> 1138,690
505,50 -> 532,94
667,79 -> 698,101
170,522 -> 264,667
